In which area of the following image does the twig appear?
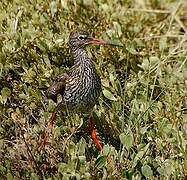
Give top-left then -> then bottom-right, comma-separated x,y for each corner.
175,15 -> 187,34
128,8 -> 171,14
167,0 -> 183,33
17,124 -> 44,180
138,34 -> 186,40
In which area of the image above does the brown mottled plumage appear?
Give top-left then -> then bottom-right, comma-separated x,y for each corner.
40,30 -> 121,151
46,30 -> 103,113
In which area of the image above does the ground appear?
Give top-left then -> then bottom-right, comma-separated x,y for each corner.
0,0 -> 187,179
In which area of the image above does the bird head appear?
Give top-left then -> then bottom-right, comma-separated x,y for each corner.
69,30 -> 108,49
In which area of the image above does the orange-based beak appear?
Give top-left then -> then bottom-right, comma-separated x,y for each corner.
89,37 -> 123,47
89,38 -> 107,45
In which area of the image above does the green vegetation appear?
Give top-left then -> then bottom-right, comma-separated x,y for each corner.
0,0 -> 187,179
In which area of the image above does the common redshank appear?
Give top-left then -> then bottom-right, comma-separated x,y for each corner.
39,30 -> 121,151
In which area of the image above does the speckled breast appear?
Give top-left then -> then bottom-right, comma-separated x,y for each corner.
63,62 -> 101,113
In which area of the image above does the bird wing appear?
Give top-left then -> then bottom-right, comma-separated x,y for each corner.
46,72 -> 69,103
46,62 -> 81,103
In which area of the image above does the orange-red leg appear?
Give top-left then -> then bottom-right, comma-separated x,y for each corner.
37,111 -> 57,152
88,116 -> 103,151
37,112 -> 103,151
47,111 -> 57,129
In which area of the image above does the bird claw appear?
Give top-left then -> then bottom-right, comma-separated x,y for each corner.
88,116 -> 103,151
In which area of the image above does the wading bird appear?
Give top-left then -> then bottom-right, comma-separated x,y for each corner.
39,30 -> 121,151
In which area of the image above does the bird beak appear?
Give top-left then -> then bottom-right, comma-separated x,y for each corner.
89,38 -> 107,45
89,38 -> 123,47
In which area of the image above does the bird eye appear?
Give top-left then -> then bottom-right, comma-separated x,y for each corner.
78,35 -> 87,40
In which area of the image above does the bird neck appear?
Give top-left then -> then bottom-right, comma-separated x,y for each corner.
71,47 -> 91,65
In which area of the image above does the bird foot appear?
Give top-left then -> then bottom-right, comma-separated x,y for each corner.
88,116 -> 103,151
91,128 -> 103,151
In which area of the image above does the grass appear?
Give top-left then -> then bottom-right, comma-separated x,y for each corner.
0,0 -> 187,179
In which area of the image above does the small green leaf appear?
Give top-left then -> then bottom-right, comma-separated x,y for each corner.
113,21 -> 122,37
83,0 -> 93,6
79,156 -> 86,165
101,79 -> 110,87
157,166 -> 166,176
78,138 -> 86,155
1,87 -> 11,104
103,88 -> 117,101
157,161 -> 173,176
31,172 -> 39,180
102,144 -> 110,156
133,143 -> 150,167
149,56 -> 159,66
95,156 -> 107,168
119,132 -> 134,150
50,1 -> 57,18
109,73 -> 115,87
38,39 -> 49,52
7,172 -> 14,180
164,162 -> 173,176
140,58 -> 149,70
126,43 -> 138,55
58,163 -> 67,174
141,165 -> 153,177
119,133 -> 125,145
60,0 -> 68,9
